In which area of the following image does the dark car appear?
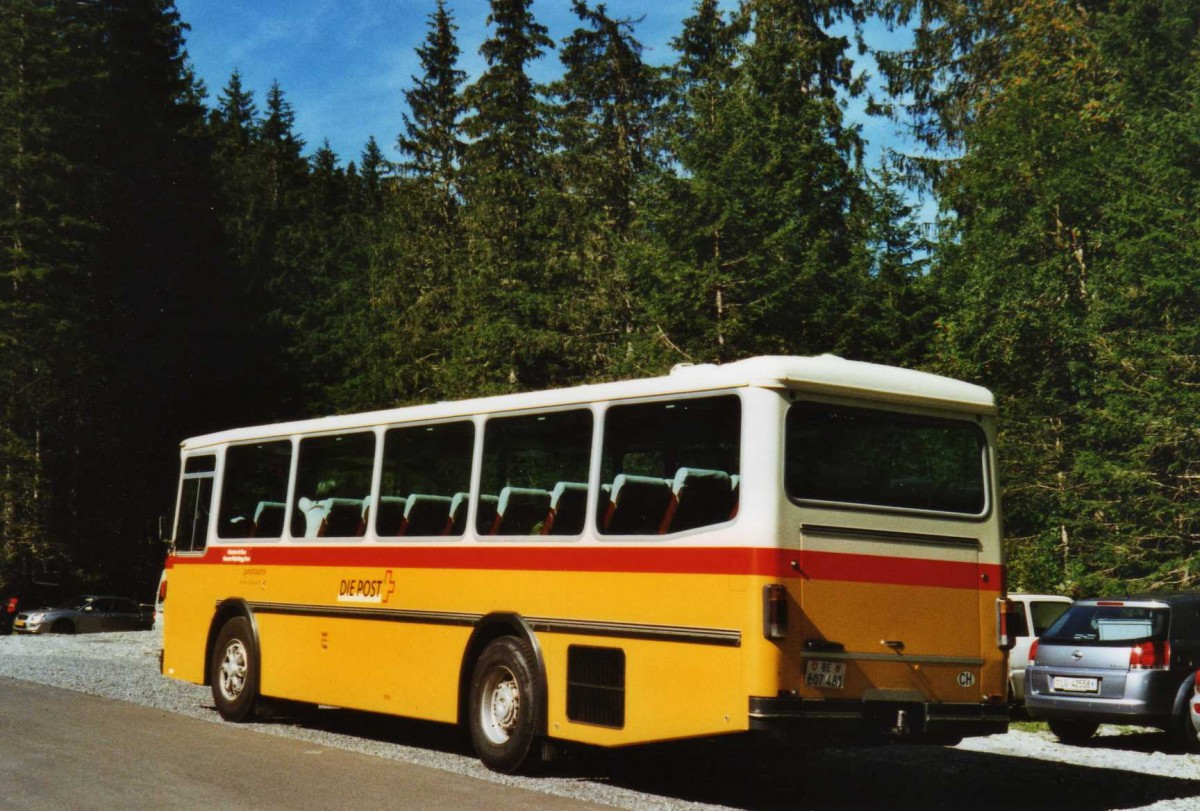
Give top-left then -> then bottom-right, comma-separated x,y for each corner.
1025,593 -> 1200,750
0,580 -> 67,635
12,595 -> 153,635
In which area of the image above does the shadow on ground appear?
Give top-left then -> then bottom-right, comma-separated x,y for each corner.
234,702 -> 1200,810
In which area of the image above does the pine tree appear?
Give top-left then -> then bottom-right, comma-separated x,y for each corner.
398,0 -> 465,222
872,0 -> 1200,593
848,160 -> 934,368
0,0 -> 219,590
454,0 -> 558,394
641,0 -> 869,364
360,0 -> 471,405
548,1 -> 666,378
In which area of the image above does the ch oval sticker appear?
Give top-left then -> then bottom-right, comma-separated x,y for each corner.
957,671 -> 976,688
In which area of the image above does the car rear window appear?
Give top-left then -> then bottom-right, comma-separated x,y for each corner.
1041,604 -> 1168,645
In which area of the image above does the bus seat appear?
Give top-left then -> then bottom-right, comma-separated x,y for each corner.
661,468 -> 734,533
224,516 -> 254,538
321,498 -> 366,537
541,482 -> 588,536
443,492 -> 470,535
491,487 -> 551,535
375,496 -> 407,536
729,474 -> 740,519
474,494 -> 499,534
602,475 -> 672,535
252,501 -> 286,538
400,494 -> 453,536
360,495 -> 372,531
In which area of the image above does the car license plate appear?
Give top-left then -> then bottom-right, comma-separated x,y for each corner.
1052,676 -> 1099,693
805,660 -> 846,689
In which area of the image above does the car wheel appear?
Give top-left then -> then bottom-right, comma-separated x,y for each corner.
1175,701 -> 1200,753
211,616 -> 259,723
468,636 -> 542,773
1048,719 -> 1098,745
51,619 -> 74,634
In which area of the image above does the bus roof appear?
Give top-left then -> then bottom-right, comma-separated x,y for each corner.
181,355 -> 995,450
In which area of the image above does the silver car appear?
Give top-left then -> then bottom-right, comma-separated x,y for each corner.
12,595 -> 153,635
1025,594 -> 1200,750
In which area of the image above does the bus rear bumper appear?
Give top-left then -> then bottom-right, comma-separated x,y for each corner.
748,696 -> 1008,744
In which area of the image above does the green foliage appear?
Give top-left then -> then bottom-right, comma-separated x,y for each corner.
876,0 -> 1200,594
9,0 -> 1200,601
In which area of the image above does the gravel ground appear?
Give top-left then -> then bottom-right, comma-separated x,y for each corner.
2,630 -> 1199,810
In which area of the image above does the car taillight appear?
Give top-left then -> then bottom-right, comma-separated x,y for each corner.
1130,640 -> 1170,670
1029,638 -> 1039,665
5,597 -> 16,614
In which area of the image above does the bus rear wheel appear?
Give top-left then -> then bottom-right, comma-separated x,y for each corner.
211,616 -> 259,723
468,636 -> 542,773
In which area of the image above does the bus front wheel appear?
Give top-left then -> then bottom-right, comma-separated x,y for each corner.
468,636 -> 542,773
211,616 -> 259,723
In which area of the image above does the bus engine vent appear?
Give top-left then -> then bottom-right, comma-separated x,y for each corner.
567,646 -> 625,728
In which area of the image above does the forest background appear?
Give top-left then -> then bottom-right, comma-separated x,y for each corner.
3,0 -> 1200,598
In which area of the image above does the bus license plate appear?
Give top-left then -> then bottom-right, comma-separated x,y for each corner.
12,619 -> 23,629
1052,676 -> 1099,693
805,660 -> 845,689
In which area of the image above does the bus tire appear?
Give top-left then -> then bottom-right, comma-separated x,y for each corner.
468,636 -> 542,773
211,616 -> 259,723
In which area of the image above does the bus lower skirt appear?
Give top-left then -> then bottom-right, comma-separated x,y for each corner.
748,697 -> 1008,745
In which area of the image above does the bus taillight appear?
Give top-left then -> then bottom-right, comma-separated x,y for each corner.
763,584 -> 788,640
997,598 -> 1017,651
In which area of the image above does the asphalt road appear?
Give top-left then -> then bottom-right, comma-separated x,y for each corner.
0,677 -> 605,811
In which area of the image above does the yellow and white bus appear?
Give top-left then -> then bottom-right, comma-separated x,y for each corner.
163,355 -> 1010,771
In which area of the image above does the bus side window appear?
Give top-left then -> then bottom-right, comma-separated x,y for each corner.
175,454 -> 216,553
217,441 -> 293,540
477,410 -> 593,537
378,421 -> 474,538
290,432 -> 377,539
599,395 -> 741,536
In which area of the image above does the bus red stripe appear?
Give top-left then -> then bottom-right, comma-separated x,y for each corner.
171,546 -> 1002,591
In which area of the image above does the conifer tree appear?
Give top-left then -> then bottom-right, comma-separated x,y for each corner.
454,0 -> 557,393
643,0 -> 869,364
872,0 -> 1200,593
398,0 -> 465,221
362,0 -> 470,405
548,1 -> 666,377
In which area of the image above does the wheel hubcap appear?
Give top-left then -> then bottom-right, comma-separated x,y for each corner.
480,666 -> 520,745
219,639 -> 248,702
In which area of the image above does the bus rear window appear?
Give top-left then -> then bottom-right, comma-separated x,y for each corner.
785,403 -> 987,515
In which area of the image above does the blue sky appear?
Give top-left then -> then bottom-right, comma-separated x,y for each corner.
175,0 -> 915,174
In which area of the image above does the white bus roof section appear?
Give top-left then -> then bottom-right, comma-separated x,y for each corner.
181,355 -> 995,450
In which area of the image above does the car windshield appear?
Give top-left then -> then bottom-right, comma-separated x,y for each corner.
1041,604 -> 1168,644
